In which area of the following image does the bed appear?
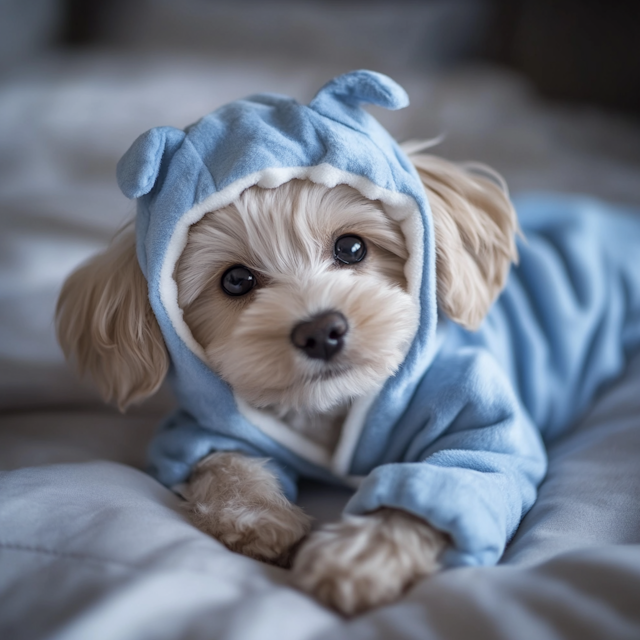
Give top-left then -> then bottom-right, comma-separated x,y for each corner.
1,53 -> 640,639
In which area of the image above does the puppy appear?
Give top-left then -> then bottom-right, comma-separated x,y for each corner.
56,70 -> 640,616
57,154 -> 514,614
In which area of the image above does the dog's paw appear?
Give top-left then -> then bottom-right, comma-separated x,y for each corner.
183,452 -> 311,564
292,508 -> 447,616
204,494 -> 310,565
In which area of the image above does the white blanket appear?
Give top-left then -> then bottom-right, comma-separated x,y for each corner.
1,53 -> 640,639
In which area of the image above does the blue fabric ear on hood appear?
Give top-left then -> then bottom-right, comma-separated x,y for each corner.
117,126 -> 186,199
309,70 -> 409,128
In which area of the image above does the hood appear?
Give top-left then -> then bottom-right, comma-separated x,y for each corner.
117,70 -> 440,480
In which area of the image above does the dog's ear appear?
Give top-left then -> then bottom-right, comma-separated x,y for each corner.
408,153 -> 519,330
56,229 -> 169,410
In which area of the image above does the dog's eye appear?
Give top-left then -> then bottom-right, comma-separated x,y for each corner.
221,265 -> 256,296
334,235 -> 367,264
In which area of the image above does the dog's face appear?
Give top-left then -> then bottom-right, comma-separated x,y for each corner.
56,154 -> 518,412
176,179 -> 419,413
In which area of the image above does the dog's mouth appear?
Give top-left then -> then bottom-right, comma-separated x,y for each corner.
306,366 -> 351,382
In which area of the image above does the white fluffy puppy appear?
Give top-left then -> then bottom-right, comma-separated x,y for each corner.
57,151 -> 515,615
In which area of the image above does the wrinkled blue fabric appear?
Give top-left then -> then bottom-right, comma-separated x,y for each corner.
116,71 -> 640,568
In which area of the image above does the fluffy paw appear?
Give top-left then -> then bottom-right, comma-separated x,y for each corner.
183,452 -> 311,564
292,508 -> 447,615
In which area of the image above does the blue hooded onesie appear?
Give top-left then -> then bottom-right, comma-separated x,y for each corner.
116,71 -> 640,569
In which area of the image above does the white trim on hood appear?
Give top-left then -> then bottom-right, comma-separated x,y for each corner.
159,164 -> 425,476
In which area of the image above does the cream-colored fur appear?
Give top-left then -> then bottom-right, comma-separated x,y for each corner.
56,228 -> 169,410
293,508 -> 449,615
408,152 -> 519,330
177,180 -> 416,414
182,451 -> 311,565
56,158 -> 517,616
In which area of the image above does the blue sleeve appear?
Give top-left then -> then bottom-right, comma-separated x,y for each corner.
344,347 -> 548,567
147,409 -> 300,502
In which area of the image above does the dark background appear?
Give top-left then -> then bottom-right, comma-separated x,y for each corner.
4,0 -> 637,114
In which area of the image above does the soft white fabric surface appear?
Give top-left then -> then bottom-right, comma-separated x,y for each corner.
1,53 -> 640,639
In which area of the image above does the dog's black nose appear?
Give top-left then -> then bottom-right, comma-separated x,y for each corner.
291,311 -> 348,361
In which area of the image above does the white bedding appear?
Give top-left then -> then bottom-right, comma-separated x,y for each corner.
1,53 -> 640,639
